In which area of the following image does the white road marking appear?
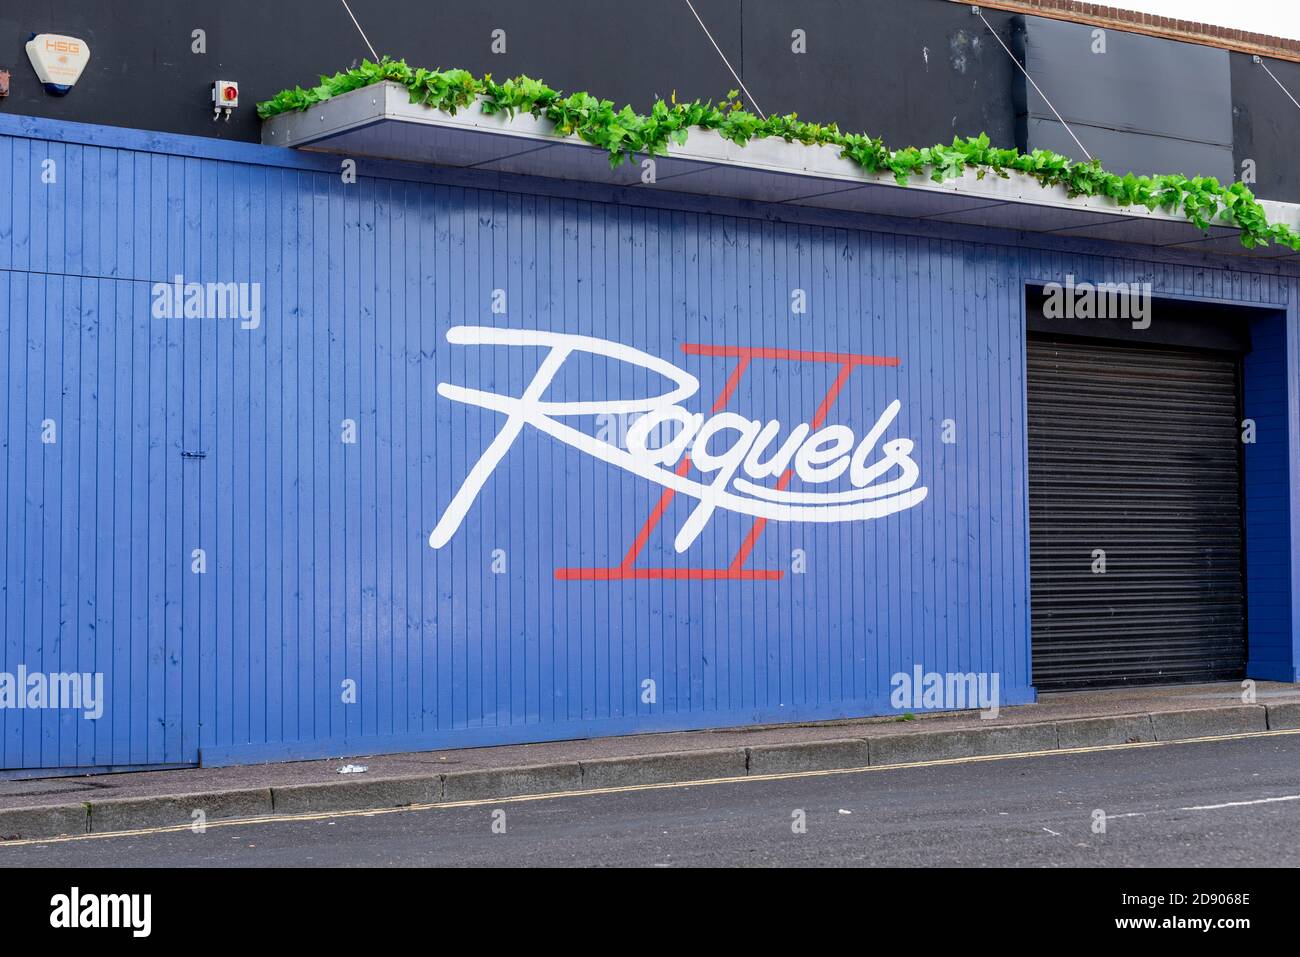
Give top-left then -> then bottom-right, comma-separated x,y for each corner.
1180,793 -> 1300,812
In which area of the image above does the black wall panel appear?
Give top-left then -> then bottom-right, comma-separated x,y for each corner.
1016,15 -> 1235,181
739,0 -> 1019,148
0,1 -> 1297,201
0,0 -> 743,143
1232,51 -> 1300,206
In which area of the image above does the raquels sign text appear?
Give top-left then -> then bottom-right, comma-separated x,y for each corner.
429,326 -> 928,567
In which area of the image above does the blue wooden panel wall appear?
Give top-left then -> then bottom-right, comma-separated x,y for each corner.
1244,312 -> 1297,681
0,118 -> 1295,771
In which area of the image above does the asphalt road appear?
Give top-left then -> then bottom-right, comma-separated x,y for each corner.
3,734 -> 1300,867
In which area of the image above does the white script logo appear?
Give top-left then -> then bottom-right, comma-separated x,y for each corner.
429,327 -> 928,554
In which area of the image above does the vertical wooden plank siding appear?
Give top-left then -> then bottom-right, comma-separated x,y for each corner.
0,123 -> 1294,771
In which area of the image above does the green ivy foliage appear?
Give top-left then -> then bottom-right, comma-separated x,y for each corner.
259,58 -> 1300,252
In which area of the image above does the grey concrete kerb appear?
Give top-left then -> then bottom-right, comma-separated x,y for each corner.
0,702 -> 1290,842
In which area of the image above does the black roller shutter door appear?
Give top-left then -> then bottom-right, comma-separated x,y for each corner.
1027,335 -> 1245,689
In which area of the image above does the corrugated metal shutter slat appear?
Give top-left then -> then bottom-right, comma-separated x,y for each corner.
1027,335 -> 1246,689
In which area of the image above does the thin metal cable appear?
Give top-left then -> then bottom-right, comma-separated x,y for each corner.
1256,56 -> 1300,112
682,0 -> 766,119
974,7 -> 1092,160
339,0 -> 380,61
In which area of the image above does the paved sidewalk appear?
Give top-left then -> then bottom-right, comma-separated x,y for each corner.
2,681 -> 1298,841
